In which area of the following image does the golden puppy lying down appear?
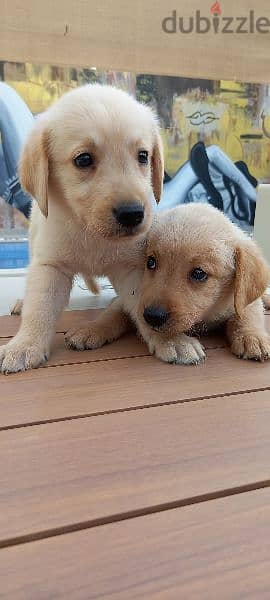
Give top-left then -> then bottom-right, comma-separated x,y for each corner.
66,203 -> 270,364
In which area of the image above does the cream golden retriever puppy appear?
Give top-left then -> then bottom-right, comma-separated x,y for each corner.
0,84 -> 163,374
65,203 -> 270,364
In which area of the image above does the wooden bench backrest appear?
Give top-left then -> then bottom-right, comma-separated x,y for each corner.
0,0 -> 270,83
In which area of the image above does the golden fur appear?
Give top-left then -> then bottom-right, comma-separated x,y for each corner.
66,204 -> 270,365
0,84 -> 164,374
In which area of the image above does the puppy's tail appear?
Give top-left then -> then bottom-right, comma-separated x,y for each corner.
84,276 -> 101,295
10,299 -> 23,316
263,292 -> 270,311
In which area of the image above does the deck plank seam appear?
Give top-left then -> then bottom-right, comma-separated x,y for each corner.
1,478 -> 270,551
0,346 -> 226,372
1,385 -> 270,432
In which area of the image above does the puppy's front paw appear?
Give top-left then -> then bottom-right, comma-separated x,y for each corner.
0,339 -> 48,374
175,336 -> 206,365
148,339 -> 178,364
231,332 -> 270,362
65,326 -> 105,351
148,335 -> 206,366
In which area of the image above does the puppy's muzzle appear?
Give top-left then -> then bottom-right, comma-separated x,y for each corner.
114,204 -> 144,229
143,306 -> 170,330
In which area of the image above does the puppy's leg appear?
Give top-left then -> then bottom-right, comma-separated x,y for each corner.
65,298 -> 131,351
227,299 -> 270,361
0,265 -> 72,374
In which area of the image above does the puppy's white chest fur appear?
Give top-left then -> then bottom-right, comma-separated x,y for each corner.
31,203 -> 145,279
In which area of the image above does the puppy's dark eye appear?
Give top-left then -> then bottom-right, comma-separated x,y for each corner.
147,256 -> 157,270
190,268 -> 208,282
138,150 -> 149,165
74,153 -> 94,168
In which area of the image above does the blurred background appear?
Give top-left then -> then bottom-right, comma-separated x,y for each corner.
1,60 -> 270,265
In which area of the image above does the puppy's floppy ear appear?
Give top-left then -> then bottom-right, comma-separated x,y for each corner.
151,130 -> 164,203
234,240 -> 270,317
19,119 -> 49,218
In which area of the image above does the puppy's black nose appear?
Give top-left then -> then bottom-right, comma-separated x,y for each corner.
143,306 -> 169,329
114,204 -> 144,228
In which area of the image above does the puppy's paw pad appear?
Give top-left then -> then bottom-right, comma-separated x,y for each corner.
0,342 -> 48,374
232,334 -> 270,362
65,327 -> 104,351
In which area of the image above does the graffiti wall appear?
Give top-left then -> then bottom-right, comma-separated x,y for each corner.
0,61 -> 269,237
2,63 -> 270,182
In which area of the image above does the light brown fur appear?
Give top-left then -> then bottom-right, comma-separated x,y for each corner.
0,84 -> 163,374
66,204 -> 270,365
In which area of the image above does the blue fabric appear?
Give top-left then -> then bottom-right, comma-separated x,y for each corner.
0,240 -> 29,269
0,82 -> 34,218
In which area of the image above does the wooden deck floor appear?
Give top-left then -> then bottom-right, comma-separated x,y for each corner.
1,308 -> 270,598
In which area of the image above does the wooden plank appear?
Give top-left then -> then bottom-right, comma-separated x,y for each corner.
1,346 -> 270,429
0,331 -> 225,368
0,333 -> 149,366
0,390 -> 270,544
1,308 -> 269,340
0,309 -> 227,346
1,488 -> 270,599
1,0 -> 270,83
0,309 -> 101,338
